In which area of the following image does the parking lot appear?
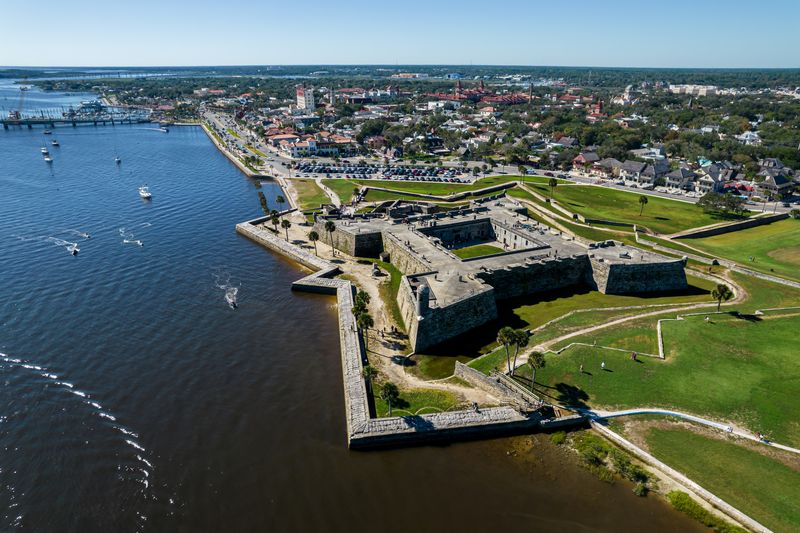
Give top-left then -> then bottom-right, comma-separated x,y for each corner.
294,162 -> 470,183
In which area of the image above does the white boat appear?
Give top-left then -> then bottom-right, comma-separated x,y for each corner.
44,155 -> 53,163
138,185 -> 152,199
51,139 -> 59,146
40,146 -> 49,154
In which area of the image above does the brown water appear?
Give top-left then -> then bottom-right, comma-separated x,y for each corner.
0,124 -> 702,532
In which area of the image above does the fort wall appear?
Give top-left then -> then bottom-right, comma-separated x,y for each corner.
589,257 -> 688,294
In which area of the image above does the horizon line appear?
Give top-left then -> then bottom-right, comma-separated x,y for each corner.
3,63 -> 800,71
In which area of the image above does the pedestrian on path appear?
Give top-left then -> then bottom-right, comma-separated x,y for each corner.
601,361 -> 606,371
579,363 -> 584,374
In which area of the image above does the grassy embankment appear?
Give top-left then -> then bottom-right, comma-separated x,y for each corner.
524,305 -> 800,445
648,427 -> 800,532
225,128 -> 241,139
685,218 -> 800,282
529,183 -> 747,235
417,274 -> 716,379
291,179 -> 330,211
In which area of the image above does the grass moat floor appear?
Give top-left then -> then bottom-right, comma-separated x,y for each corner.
685,218 -> 800,282
641,423 -> 800,532
516,311 -> 800,447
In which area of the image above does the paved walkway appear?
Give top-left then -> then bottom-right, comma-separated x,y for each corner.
588,407 -> 800,455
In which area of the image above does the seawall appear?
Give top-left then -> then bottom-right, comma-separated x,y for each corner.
236,217 -> 550,448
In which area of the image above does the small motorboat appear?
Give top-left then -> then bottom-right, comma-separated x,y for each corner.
40,146 -> 49,154
43,130 -> 52,135
44,155 -> 53,163
51,139 -> 60,146
115,157 -> 122,165
138,185 -> 152,199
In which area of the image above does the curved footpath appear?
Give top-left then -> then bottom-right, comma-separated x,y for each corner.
589,408 -> 800,456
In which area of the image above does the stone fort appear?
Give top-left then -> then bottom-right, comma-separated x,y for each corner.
314,196 -> 688,352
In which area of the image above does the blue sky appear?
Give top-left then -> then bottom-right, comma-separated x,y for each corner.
2,0 -> 798,68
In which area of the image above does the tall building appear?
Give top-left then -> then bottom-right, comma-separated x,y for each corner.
296,84 -> 315,111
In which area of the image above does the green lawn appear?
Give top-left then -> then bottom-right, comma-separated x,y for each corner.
452,243 -> 505,259
291,179 -> 330,211
535,312 -> 800,445
686,218 -> 800,282
371,385 -> 462,417
225,128 -> 241,139
459,275 -> 715,377
322,179 -> 359,203
646,427 -> 800,532
546,185 -> 744,235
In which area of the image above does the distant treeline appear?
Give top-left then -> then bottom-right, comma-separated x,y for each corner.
4,65 -> 800,89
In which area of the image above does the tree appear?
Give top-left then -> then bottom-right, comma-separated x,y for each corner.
711,283 -> 733,311
324,220 -> 336,256
257,191 -> 269,214
510,329 -> 530,376
308,230 -> 320,255
497,326 -> 516,374
357,312 -> 375,349
276,194 -> 286,212
280,219 -> 291,241
548,177 -> 558,199
638,195 -> 649,216
270,213 -> 280,233
379,382 -> 400,416
361,364 -> 377,387
527,351 -> 546,392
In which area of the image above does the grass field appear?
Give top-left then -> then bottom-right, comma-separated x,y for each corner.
452,243 -> 505,259
539,185 -> 743,235
291,179 -> 330,211
686,218 -> 800,282
530,312 -> 800,445
646,426 -> 800,531
371,385 -> 462,417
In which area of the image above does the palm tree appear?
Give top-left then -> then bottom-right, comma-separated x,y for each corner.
379,382 -> 400,416
324,220 -> 336,256
308,230 -> 320,255
711,283 -> 733,311
357,312 -> 374,349
527,351 -> 546,392
280,219 -> 291,241
548,177 -> 558,199
497,326 -> 516,374
356,290 -> 371,306
276,194 -> 286,212
270,213 -> 280,233
361,365 -> 377,391
638,195 -> 649,216
510,329 -> 530,376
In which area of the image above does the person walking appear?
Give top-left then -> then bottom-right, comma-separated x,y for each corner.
579,363 -> 584,374
601,361 -> 606,371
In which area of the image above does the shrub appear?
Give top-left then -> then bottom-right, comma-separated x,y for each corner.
632,481 -> 648,497
550,431 -> 567,445
667,491 -> 747,533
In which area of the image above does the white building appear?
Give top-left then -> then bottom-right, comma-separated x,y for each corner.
296,84 -> 315,112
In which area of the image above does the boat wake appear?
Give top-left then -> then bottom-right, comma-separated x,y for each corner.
45,236 -> 79,255
119,226 -> 147,247
0,352 -> 158,528
213,270 -> 240,309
